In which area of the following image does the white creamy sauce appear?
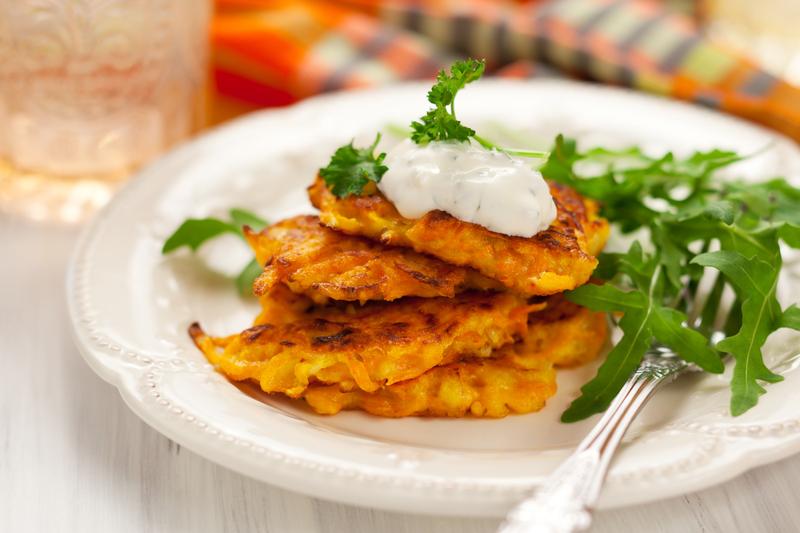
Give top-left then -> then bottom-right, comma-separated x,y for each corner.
378,139 -> 556,237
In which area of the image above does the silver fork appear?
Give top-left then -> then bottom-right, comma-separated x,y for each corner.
497,343 -> 701,533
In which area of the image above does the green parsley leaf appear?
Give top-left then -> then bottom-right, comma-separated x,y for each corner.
319,133 -> 388,197
387,61 -> 548,158
410,59 -> 485,145
163,209 -> 270,296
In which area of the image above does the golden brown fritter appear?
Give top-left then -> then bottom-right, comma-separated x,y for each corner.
522,296 -> 608,368
303,352 -> 556,418
308,177 -> 609,296
190,290 -> 531,397
252,283 -> 317,326
302,299 -> 608,417
244,215 -> 500,304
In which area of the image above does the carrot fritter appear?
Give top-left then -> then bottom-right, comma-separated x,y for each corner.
302,299 -> 608,417
252,283 -> 317,326
245,215 -> 499,304
524,299 -> 608,368
308,177 -> 609,296
190,290 -> 531,397
303,352 -> 557,418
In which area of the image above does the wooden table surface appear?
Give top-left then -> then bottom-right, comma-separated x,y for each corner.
3,215 -> 800,533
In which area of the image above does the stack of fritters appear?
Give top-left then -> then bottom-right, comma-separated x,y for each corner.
190,178 -> 610,417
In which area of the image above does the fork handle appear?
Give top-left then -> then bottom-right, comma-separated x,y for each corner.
497,364 -> 682,533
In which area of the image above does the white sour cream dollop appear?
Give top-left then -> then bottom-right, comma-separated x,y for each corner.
378,139 -> 556,238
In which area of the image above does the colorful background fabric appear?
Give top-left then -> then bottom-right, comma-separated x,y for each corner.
210,0 -> 800,143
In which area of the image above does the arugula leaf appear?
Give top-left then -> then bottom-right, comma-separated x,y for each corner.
561,309 -> 652,422
781,305 -> 800,330
563,246 -> 723,422
548,135 -> 798,421
692,251 -> 783,414
566,283 -> 646,313
162,219 -> 238,253
541,135 -> 744,233
229,208 -> 268,231
319,133 -> 388,197
698,273 -> 726,336
727,178 -> 800,225
235,258 -> 264,296
410,59 -> 484,145
163,209 -> 269,296
650,307 -> 723,373
778,223 -> 800,248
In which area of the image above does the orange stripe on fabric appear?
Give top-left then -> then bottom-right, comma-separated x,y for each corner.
668,65 -> 800,142
725,65 -> 761,94
214,47 -> 297,91
583,32 -> 622,65
213,2 -> 351,96
626,49 -> 658,71
545,17 -> 580,49
764,83 -> 800,141
296,53 -> 338,97
496,60 -> 539,78
631,0 -> 660,17
339,13 -> 384,47
377,36 -> 434,76
213,17 -> 306,79
326,0 -> 383,16
452,0 -> 505,22
217,0 -> 298,9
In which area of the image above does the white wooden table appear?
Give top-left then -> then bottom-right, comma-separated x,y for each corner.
3,214 -> 800,533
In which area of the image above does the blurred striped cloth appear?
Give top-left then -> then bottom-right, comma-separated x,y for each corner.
212,0 -> 800,142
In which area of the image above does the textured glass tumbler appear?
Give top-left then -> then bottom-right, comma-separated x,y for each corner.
0,0 -> 211,223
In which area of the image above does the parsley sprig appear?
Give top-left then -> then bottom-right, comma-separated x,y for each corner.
319,59 -> 489,198
319,133 -> 388,197
162,208 -> 268,295
410,58 -> 485,144
409,58 -> 549,159
319,58 -> 550,198
543,135 -> 800,422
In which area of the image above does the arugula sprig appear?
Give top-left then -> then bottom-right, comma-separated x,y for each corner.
564,243 -> 725,422
544,135 -> 800,421
162,208 -> 268,296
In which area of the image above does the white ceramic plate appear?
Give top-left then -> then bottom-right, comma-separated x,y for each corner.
68,80 -> 800,517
